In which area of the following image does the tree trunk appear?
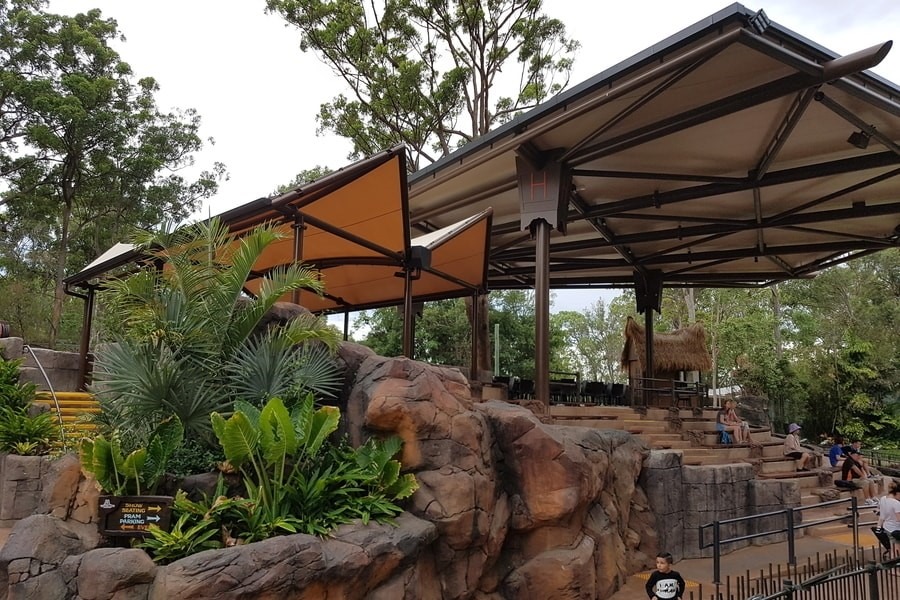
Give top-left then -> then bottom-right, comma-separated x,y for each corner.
683,288 -> 696,323
50,197 -> 73,349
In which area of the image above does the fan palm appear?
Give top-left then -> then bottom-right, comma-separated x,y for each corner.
92,218 -> 341,442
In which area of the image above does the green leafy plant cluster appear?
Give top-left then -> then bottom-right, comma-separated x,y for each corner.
0,358 -> 37,411
139,396 -> 418,562
0,357 -> 58,455
91,218 -> 342,446
80,418 -> 184,496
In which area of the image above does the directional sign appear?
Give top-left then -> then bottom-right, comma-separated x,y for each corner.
98,495 -> 174,538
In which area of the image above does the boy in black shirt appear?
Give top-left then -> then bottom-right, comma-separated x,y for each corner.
646,552 -> 686,599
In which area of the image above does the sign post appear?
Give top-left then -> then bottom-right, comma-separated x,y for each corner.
98,495 -> 174,538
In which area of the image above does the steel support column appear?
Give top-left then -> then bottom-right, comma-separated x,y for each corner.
534,219 -> 551,407
77,287 -> 95,391
402,268 -> 414,358
291,215 -> 305,304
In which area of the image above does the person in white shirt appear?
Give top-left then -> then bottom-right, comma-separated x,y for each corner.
876,479 -> 900,559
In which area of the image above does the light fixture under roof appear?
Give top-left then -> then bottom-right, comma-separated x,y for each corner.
847,130 -> 871,149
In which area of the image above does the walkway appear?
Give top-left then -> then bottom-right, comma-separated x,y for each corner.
608,524 -> 882,599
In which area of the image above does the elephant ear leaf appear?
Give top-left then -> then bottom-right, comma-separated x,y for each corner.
219,411 -> 260,468
85,436 -> 126,494
144,417 -> 184,493
303,405 -> 340,457
259,397 -> 297,465
122,448 -> 148,494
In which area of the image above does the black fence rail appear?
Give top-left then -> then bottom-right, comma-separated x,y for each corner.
683,495 -> 900,599
866,448 -> 900,476
682,549 -> 900,600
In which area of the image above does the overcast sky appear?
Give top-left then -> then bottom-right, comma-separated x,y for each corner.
46,1 -> 900,314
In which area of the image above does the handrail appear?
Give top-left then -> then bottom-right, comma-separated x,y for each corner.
22,345 -> 69,453
699,496 -> 862,587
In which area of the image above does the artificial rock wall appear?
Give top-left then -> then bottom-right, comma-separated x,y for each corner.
0,341 -> 801,599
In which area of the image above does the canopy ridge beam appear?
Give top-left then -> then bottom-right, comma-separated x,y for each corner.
568,40 -> 890,166
578,151 -> 900,221
493,201 -> 900,261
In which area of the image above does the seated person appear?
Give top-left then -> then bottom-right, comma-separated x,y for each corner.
844,439 -> 874,477
838,450 -> 879,506
716,400 -> 745,443
783,423 -> 811,471
829,435 -> 846,468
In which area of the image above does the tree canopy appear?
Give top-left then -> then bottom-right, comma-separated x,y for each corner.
266,0 -> 579,170
0,0 -> 225,347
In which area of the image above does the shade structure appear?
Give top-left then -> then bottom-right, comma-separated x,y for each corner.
405,4 -> 900,403
407,5 -> 900,290
408,208 -> 493,304
65,146 -> 492,313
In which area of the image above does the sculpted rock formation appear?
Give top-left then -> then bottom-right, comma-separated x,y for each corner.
0,344 -> 656,599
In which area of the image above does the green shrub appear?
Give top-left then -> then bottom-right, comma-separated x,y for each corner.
141,396 -> 419,561
0,406 -> 58,455
0,358 -> 37,411
80,417 -> 183,495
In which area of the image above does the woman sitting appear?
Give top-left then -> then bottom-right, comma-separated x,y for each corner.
716,400 -> 746,444
783,423 -> 812,471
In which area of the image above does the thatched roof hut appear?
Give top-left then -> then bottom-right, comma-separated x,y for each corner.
620,316 -> 712,376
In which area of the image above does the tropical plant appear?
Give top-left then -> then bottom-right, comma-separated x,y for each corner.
90,217 -> 342,443
80,417 -> 183,496
205,395 -> 418,542
0,406 -> 58,455
211,395 -> 341,540
0,357 -> 37,410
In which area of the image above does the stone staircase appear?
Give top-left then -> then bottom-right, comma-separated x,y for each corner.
549,404 -> 825,480
33,391 -> 99,440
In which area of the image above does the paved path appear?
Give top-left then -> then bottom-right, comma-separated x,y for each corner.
608,528 -> 881,599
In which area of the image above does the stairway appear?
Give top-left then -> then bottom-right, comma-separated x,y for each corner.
33,391 -> 99,441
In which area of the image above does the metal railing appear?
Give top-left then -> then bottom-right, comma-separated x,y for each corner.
700,496 -> 862,586
692,498 -> 900,599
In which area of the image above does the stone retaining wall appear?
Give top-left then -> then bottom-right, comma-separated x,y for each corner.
641,449 -> 801,560
0,455 -> 53,528
0,338 -> 82,392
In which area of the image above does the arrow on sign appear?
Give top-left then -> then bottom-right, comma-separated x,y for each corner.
147,505 -> 163,512
146,515 -> 161,522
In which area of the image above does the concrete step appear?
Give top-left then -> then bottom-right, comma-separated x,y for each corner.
757,470 -> 822,489
638,437 -> 694,450
698,430 -> 773,445
550,406 -> 640,419
758,458 -> 801,474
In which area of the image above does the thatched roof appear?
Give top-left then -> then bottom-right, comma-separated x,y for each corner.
620,316 -> 712,373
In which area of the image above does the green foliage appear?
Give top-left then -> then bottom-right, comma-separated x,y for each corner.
553,294 -> 630,383
0,357 -> 36,410
138,484 -> 233,564
0,356 -> 57,455
91,218 -> 341,443
0,1 -> 225,347
79,417 -> 183,495
183,396 -> 421,546
354,290 -> 570,377
0,406 -> 58,455
265,0 -> 579,170
165,439 -> 224,479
